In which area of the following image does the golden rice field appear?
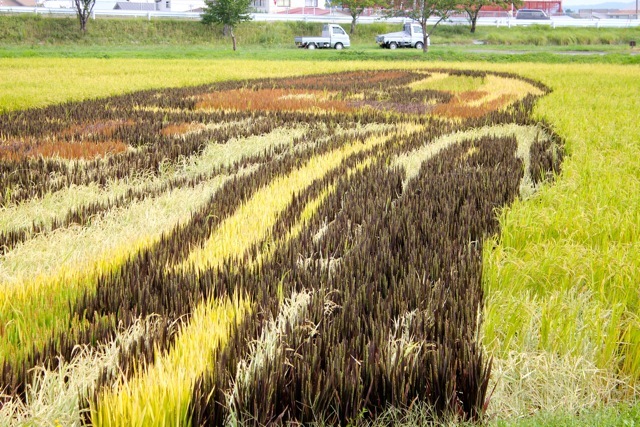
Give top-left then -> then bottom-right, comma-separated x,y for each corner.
0,59 -> 638,426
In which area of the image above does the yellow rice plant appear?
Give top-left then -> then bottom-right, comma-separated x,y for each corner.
91,295 -> 250,427
467,75 -> 544,107
408,72 -> 485,93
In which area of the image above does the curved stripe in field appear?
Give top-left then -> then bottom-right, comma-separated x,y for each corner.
180,133 -> 389,273
393,123 -> 555,198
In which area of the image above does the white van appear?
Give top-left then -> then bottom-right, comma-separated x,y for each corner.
515,9 -> 551,19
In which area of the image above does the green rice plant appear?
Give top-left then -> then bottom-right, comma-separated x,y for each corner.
481,64 -> 640,418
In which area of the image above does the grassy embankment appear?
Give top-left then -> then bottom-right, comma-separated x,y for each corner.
0,14 -> 639,62
0,40 -> 639,426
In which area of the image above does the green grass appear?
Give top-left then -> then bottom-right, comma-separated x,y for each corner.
492,402 -> 640,427
1,44 -> 638,65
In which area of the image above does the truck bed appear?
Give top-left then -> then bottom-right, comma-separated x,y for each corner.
294,36 -> 330,43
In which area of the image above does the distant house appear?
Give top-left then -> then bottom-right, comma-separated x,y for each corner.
483,0 -> 563,16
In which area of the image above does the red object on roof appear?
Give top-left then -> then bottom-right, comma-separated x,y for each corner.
483,1 -> 562,14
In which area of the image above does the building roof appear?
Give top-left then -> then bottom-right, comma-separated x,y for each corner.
607,9 -> 638,15
114,1 -> 155,9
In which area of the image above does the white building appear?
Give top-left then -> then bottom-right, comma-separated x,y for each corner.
250,0 -> 328,15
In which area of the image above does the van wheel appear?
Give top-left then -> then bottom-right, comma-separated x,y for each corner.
389,42 -> 398,50
307,44 -> 316,50
334,42 -> 343,50
415,41 -> 424,49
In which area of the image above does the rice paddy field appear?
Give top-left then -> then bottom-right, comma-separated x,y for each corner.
0,57 -> 639,426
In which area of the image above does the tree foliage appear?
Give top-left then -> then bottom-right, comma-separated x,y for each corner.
202,0 -> 253,50
388,0 -> 458,52
459,0 -> 519,33
340,0 -> 380,34
73,0 -> 96,33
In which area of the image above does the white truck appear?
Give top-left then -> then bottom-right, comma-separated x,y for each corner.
295,24 -> 351,50
375,23 -> 430,50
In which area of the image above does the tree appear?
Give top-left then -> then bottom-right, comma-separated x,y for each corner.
202,0 -> 252,51
73,0 -> 96,33
459,0 -> 517,33
388,0 -> 457,52
340,0 -> 378,34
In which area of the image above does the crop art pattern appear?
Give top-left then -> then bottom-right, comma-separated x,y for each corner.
0,69 -> 563,426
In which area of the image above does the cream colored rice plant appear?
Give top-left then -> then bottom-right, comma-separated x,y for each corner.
226,289 -> 313,425
0,316 -> 165,427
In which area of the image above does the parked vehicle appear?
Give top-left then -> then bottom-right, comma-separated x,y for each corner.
515,8 -> 551,19
375,23 -> 430,50
294,24 -> 350,50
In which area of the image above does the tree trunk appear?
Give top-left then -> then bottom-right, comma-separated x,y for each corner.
74,0 -> 89,33
422,24 -> 429,53
223,24 -> 230,36
350,15 -> 357,34
470,16 -> 477,33
231,27 -> 237,51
